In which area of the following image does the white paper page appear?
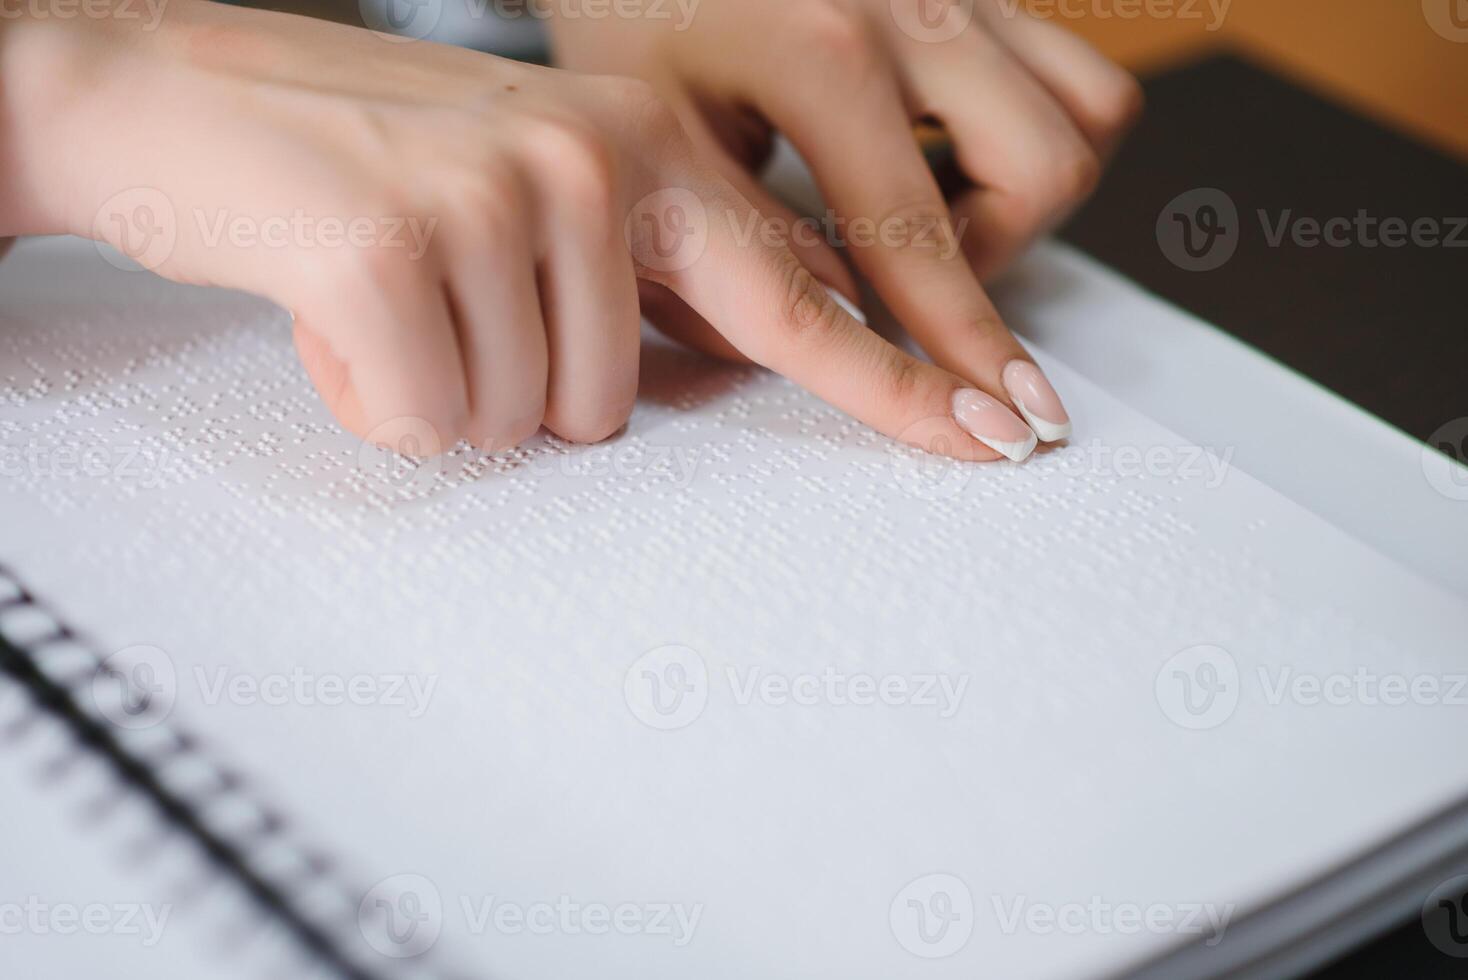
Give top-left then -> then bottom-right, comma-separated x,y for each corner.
0,672 -> 334,980
1,237 -> 1465,980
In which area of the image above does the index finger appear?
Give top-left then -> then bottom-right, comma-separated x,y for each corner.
755,74 -> 1073,445
627,176 -> 1038,462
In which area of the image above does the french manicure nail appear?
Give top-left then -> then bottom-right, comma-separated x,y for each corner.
1002,359 -> 1072,442
823,285 -> 867,326
951,388 -> 1037,462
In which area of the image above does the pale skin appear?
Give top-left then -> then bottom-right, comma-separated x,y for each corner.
0,0 -> 1140,459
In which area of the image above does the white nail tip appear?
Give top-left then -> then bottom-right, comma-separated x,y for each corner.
1013,398 -> 1072,443
974,429 -> 1038,463
823,286 -> 867,326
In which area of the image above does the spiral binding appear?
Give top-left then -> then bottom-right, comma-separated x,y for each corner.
0,564 -> 427,980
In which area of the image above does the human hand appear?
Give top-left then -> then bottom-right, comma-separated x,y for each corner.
0,0 -> 1050,460
549,0 -> 1145,445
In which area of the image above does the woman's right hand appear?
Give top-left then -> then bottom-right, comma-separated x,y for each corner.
0,0 -> 1040,460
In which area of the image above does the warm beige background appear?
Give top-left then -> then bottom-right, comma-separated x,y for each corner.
1046,0 -> 1468,160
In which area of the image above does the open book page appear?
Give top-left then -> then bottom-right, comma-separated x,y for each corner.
1,237 -> 1465,980
0,671 -> 335,980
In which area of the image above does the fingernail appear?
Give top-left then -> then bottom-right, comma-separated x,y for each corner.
951,389 -> 1037,462
823,285 -> 867,326
1002,359 -> 1071,442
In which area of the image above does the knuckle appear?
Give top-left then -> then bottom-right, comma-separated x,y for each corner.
1091,70 -> 1145,135
524,119 -> 618,212
785,4 -> 879,78
450,162 -> 524,225
329,236 -> 418,291
776,254 -> 843,347
1054,145 -> 1102,202
1007,146 -> 1100,225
